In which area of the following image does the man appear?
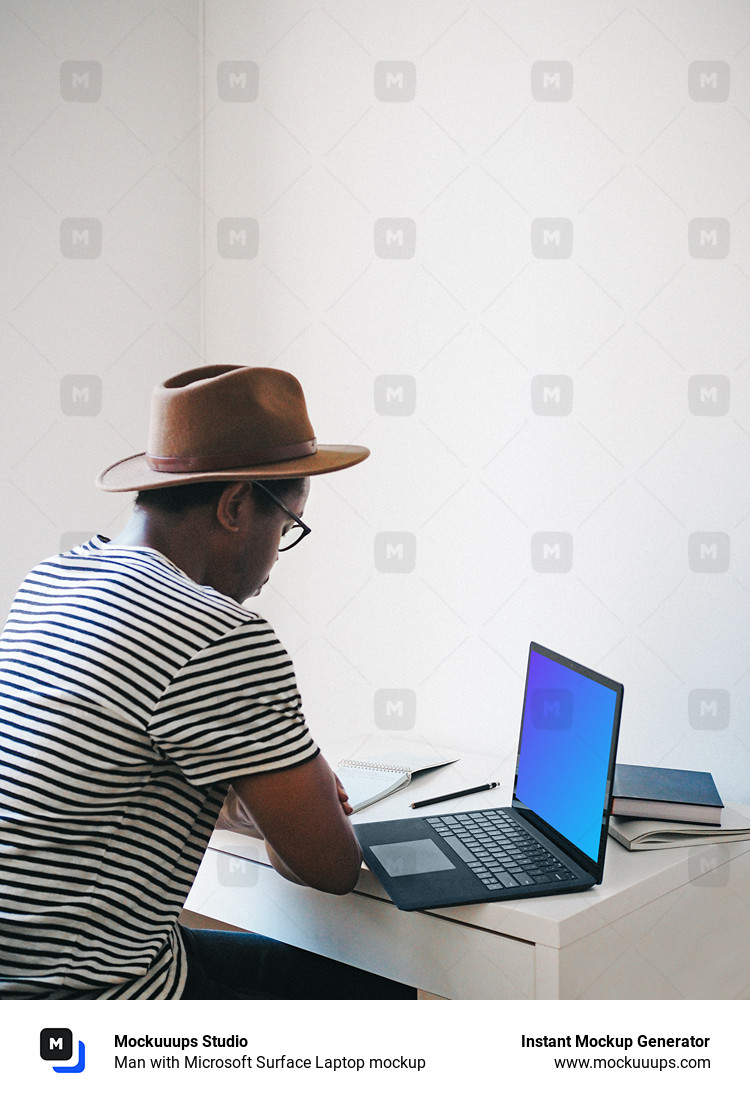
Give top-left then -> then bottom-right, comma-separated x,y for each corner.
0,364 -> 413,999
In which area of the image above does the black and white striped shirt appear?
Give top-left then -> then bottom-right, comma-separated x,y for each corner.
0,537 -> 318,998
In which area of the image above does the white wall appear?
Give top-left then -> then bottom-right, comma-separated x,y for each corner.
3,2 -> 750,800
1,0 -> 202,583
201,1 -> 750,799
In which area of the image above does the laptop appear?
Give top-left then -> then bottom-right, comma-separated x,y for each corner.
354,642 -> 623,911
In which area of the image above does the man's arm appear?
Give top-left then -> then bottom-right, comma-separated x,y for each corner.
230,754 -> 362,895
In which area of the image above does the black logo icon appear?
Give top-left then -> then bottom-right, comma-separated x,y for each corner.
40,1028 -> 86,1073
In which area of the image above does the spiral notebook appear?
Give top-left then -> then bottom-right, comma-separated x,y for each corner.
337,752 -> 458,813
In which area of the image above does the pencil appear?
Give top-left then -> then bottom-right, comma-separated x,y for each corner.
410,781 -> 499,810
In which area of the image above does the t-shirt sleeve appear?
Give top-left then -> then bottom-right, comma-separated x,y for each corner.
146,617 -> 319,786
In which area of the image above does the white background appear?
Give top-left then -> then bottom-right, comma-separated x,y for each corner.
3,0 -> 750,795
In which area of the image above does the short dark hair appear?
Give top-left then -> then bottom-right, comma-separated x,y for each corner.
135,478 -> 305,516
134,481 -> 227,514
250,478 -> 306,515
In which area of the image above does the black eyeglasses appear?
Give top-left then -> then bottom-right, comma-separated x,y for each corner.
252,482 -> 311,551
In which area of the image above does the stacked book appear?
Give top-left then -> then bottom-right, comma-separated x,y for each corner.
608,763 -> 750,850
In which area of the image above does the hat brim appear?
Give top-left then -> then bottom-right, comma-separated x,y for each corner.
96,444 -> 370,492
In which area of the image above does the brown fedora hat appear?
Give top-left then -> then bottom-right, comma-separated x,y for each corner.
96,365 -> 369,492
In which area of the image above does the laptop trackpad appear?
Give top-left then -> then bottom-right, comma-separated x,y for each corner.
370,839 -> 456,877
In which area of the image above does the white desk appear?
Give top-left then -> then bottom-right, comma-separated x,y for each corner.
184,777 -> 750,1000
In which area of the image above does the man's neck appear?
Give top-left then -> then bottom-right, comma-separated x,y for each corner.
110,508 -> 213,588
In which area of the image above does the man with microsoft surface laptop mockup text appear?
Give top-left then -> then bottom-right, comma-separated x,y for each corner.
0,364 -> 414,999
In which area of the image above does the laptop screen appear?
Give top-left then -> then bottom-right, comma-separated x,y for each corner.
512,644 -> 622,864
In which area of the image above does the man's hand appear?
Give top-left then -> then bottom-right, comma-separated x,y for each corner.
335,774 -> 353,816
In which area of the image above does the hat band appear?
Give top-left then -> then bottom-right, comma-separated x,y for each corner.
146,438 -> 318,473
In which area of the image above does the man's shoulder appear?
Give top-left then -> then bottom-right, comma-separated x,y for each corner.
30,537 -> 261,637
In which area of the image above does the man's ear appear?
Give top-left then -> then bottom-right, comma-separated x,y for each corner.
215,481 -> 254,534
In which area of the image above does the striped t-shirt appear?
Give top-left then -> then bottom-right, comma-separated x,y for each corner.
0,536 -> 319,998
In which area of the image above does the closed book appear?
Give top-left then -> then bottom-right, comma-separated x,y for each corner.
612,763 -> 723,825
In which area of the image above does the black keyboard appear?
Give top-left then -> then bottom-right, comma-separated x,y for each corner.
426,808 -> 577,892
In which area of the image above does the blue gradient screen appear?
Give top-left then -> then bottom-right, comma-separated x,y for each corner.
514,649 -> 618,862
